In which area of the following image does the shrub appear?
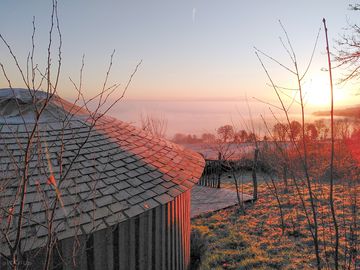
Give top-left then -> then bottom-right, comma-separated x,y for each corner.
190,229 -> 209,269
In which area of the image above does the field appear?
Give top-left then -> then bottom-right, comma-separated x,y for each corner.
191,171 -> 360,269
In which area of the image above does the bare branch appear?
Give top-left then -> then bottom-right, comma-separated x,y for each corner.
254,46 -> 297,75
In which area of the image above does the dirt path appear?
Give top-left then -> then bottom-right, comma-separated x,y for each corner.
190,185 -> 253,218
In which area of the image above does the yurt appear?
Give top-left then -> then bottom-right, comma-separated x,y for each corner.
0,88 -> 204,270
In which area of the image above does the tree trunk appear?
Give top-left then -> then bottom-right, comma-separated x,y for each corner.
283,165 -> 288,187
252,148 -> 259,201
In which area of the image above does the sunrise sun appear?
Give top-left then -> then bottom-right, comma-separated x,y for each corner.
302,75 -> 347,108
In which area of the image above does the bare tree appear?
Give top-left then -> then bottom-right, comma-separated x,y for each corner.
255,21 -> 322,269
253,18 -> 360,269
324,18 -> 339,270
140,112 -> 168,138
314,119 -> 329,140
0,1 -> 141,269
272,123 -> 288,141
217,125 -> 235,143
335,4 -> 360,86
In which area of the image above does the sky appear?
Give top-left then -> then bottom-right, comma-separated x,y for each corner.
0,1 -> 359,111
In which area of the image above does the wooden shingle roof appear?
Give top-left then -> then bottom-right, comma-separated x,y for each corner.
0,88 -> 205,254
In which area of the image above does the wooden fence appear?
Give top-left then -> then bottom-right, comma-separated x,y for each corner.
198,158 -> 262,189
197,160 -> 224,188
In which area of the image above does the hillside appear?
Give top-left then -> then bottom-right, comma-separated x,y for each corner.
313,105 -> 360,118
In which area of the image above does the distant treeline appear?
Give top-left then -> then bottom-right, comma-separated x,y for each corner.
171,118 -> 360,144
171,124 -> 258,144
313,105 -> 360,118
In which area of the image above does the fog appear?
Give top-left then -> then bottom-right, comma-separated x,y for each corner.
108,99 -> 320,138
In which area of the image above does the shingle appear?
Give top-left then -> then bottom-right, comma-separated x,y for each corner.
95,195 -> 113,207
154,193 -> 173,204
81,219 -> 107,234
125,170 -> 140,178
93,206 -> 111,220
88,179 -> 107,189
79,190 -> 101,201
0,91 -> 206,252
109,202 -> 129,213
80,200 -> 96,212
152,184 -> 167,195
137,174 -> 153,183
140,182 -> 155,190
113,190 -> 132,201
105,212 -> 127,226
105,170 -> 117,177
125,163 -> 138,170
174,184 -> 187,193
141,199 -> 159,210
124,205 -> 143,218
181,180 -> 193,189
114,167 -> 128,175
65,144 -> 79,151
24,192 -> 42,204
111,160 -> 126,168
114,181 -> 130,191
100,186 -> 117,196
30,202 -> 43,213
95,163 -> 107,172
151,178 -> 163,185
97,156 -> 110,164
128,177 -> 142,187
103,177 -> 118,185
128,195 -> 143,205
28,212 -> 46,225
124,187 -> 144,196
161,181 -> 175,189
53,220 -> 66,232
139,190 -> 157,200
80,166 -> 97,176
68,183 -> 90,194
78,191 -> 92,201
167,187 -> 183,198
135,166 -> 149,175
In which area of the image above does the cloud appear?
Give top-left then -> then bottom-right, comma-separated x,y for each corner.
192,7 -> 197,23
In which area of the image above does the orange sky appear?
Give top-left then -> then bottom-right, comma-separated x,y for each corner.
0,1 -> 359,112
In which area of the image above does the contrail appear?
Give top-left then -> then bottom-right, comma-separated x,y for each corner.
192,7 -> 197,23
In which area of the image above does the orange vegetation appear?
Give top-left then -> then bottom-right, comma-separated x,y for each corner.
192,177 -> 359,269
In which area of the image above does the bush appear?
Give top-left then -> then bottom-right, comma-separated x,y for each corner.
190,229 -> 209,270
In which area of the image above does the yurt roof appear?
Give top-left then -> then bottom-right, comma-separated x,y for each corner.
0,88 -> 205,253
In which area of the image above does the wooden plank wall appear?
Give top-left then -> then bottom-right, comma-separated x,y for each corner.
198,159 -> 222,188
0,190 -> 192,270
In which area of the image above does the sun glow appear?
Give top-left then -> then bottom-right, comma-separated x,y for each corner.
302,75 -> 347,108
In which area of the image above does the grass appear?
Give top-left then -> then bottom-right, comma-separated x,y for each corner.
191,170 -> 359,269
192,210 -> 279,270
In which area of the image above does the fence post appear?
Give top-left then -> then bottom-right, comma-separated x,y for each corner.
217,152 -> 222,188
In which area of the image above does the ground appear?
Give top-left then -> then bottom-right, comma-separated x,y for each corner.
191,185 -> 252,218
191,171 -> 359,270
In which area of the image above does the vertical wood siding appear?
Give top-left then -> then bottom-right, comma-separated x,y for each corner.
0,191 -> 191,270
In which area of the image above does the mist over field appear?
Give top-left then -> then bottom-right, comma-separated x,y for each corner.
110,99 -> 324,137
